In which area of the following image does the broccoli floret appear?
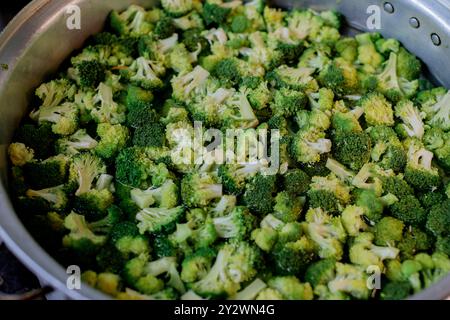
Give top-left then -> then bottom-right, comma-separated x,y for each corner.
318,58 -> 359,95
290,128 -> 332,164
360,92 -> 395,126
332,131 -> 372,171
394,99 -> 424,139
25,185 -> 68,212
270,236 -> 316,276
23,155 -> 68,189
341,205 -> 368,236
267,276 -> 313,300
424,128 -> 450,170
95,123 -> 130,159
307,175 -> 351,214
218,161 -> 268,195
202,2 -> 231,26
191,241 -> 261,298
375,38 -> 400,55
136,206 -> 185,234
132,122 -> 166,148
304,258 -> 336,288
122,57 -> 165,90
73,60 -> 106,88
272,191 -> 304,223
34,79 -> 77,109
251,226 -> 279,252
181,247 -> 216,283
417,189 -> 446,209
181,171 -> 223,207
213,206 -> 256,240
381,174 -> 414,198
374,216 -> 404,247
32,102 -> 79,136
380,281 -> 412,300
270,88 -> 307,117
8,143 -> 35,167
397,47 -> 421,81
109,5 -> 153,36
56,129 -> 98,155
115,147 -> 170,189
68,153 -> 106,196
376,52 -> 419,101
390,194 -> 426,227
328,263 -> 370,300
125,85 -> 154,112
426,200 -> 450,237
243,173 -> 276,215
436,236 -> 450,256
73,189 -> 114,221
421,89 -> 450,132
403,140 -> 441,191
398,227 -> 434,260
131,179 -> 179,209
62,212 -> 107,254
88,82 -> 126,124
171,65 -> 210,101
283,169 -> 311,196
109,221 -> 150,257
268,65 -> 317,92
354,189 -> 395,223
305,208 -> 347,260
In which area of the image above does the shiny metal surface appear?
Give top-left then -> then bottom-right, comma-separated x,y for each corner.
0,0 -> 449,300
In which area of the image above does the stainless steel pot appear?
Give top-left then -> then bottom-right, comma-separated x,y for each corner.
0,0 -> 449,300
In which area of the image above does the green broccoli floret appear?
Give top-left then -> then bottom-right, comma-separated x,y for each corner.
304,258 -> 336,288
243,173 -> 276,215
354,189 -> 397,223
202,2 -> 231,26
421,89 -> 450,132
8,142 -> 35,167
131,179 -> 179,209
381,174 -> 414,198
56,129 -> 98,155
268,65 -> 318,92
132,122 -> 166,148
341,205 -> 368,236
332,131 -> 372,171
68,153 -> 106,196
109,5 -> 153,36
95,123 -> 130,159
122,57 -> 165,90
307,174 -> 351,214
398,226 -> 434,260
290,128 -> 332,164
125,85 -> 154,112
380,281 -> 412,300
390,194 -> 426,227
73,189 -> 114,221
417,189 -> 446,209
397,47 -> 421,81
305,208 -> 347,260
267,276 -> 313,300
375,38 -> 400,55
88,82 -> 126,124
270,236 -> 316,276
374,216 -> 404,246
171,65 -> 210,101
181,247 -> 216,283
328,262 -> 370,300
213,206 -> 256,240
424,128 -> 450,170
181,171 -> 223,207
191,241 -> 261,298
270,88 -> 307,117
62,212 -> 107,254
32,101 -> 79,136
394,99 -> 424,139
403,140 -> 441,191
109,221 -> 150,257
218,161 -> 268,195
426,200 -> 450,237
355,33 -> 384,73
282,169 -> 311,196
73,60 -> 106,88
360,92 -> 395,126
272,191 -> 304,223
136,206 -> 185,234
376,52 -> 419,101
34,78 -> 77,109
318,58 -> 359,95
25,185 -> 68,212
23,155 -> 68,189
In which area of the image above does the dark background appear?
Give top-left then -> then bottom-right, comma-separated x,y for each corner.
0,0 -> 42,297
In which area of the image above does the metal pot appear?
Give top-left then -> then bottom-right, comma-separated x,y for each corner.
0,0 -> 449,300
